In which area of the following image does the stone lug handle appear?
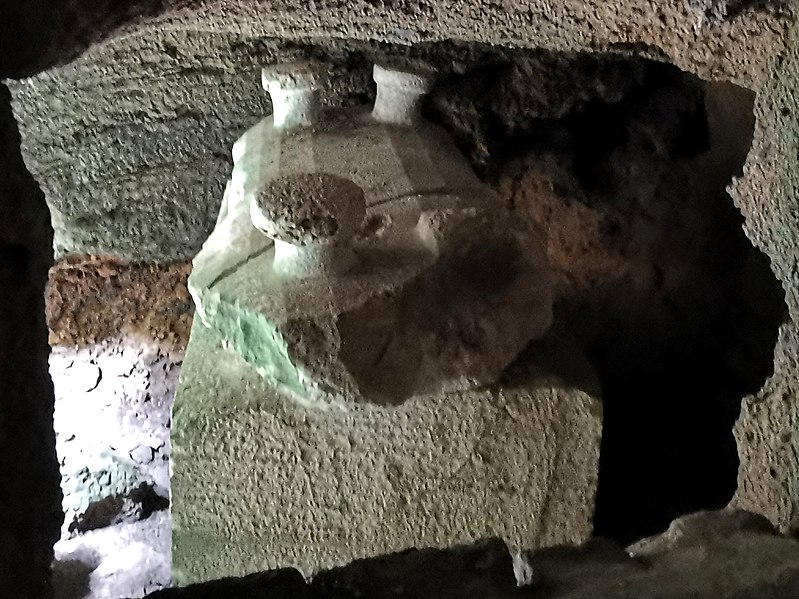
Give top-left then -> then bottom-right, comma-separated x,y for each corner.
372,62 -> 436,125
250,173 -> 367,277
261,62 -> 324,129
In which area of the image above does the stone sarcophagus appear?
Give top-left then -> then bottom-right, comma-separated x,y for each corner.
172,61 -> 602,582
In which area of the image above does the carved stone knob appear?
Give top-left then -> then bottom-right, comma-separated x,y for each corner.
250,173 -> 366,276
372,62 -> 436,125
261,62 -> 323,129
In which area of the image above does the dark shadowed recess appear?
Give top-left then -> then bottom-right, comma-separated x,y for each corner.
0,0 -> 167,79
426,54 -> 788,544
0,83 -> 60,596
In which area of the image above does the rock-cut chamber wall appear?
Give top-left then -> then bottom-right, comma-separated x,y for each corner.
2,0 -> 799,593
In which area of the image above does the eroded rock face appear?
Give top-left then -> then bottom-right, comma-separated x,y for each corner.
171,321 -> 602,581
336,209 -> 552,404
46,256 -> 193,348
3,5 -> 799,596
491,68 -> 787,541
151,510 -> 799,599
1,0 -> 793,81
50,337 -> 177,536
44,257 -> 187,598
170,66 -> 592,576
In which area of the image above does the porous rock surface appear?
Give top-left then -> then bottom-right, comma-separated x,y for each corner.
728,23 -> 799,532
171,321 -> 602,582
252,173 -> 366,247
43,258 -> 190,598
0,0 -> 794,83
190,90 -> 554,405
8,5 -> 792,262
2,0 -> 799,589
494,68 -> 787,540
53,510 -> 171,599
149,510 -> 799,599
50,337 -> 177,537
46,255 -> 193,349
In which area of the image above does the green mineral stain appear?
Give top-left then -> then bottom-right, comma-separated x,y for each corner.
203,290 -> 304,397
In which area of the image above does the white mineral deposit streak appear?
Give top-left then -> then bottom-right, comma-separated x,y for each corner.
49,336 -> 180,598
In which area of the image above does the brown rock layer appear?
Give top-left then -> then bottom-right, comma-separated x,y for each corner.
46,255 -> 193,349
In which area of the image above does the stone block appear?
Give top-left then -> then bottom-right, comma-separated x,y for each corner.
170,321 -> 602,582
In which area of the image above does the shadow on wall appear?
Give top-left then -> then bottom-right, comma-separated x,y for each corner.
427,56 -> 788,543
0,0 -> 167,78
0,82 -> 61,595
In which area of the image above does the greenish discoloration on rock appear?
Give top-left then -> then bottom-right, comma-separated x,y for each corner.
171,322 -> 603,581
5,0 -> 799,570
188,72 -> 555,406
200,291 -> 304,397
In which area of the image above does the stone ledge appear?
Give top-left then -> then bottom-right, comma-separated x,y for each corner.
149,511 -> 799,599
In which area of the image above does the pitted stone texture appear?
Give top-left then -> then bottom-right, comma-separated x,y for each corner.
227,90 -> 494,214
372,62 -> 437,124
251,173 -> 366,246
47,255 -> 193,349
191,88 -> 553,406
261,62 -> 324,92
335,207 -> 554,404
3,0 -> 799,549
153,511 -> 799,599
53,511 -> 171,599
194,194 -> 553,405
171,322 -> 602,582
50,336 -> 179,537
1,0 -> 793,83
11,10 -> 794,261
729,23 -> 799,534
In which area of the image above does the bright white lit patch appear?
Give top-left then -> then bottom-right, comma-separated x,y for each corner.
49,335 -> 179,598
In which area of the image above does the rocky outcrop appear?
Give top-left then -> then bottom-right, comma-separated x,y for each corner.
44,257 -> 190,598
189,63 -> 555,406
3,1 -> 799,596
0,0 -> 793,81
171,321 -> 602,581
149,510 -> 799,599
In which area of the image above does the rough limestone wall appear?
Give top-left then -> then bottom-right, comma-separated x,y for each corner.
45,258 -> 192,597
1,0 -> 793,82
5,0 -> 796,260
50,341 -> 175,598
6,34 -> 668,261
172,321 -> 603,581
4,0 -> 799,554
0,82 -> 61,598
150,511 -> 799,599
731,21 -> 799,532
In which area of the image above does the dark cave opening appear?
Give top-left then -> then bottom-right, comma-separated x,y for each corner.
572,74 -> 786,542
426,53 -> 788,544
